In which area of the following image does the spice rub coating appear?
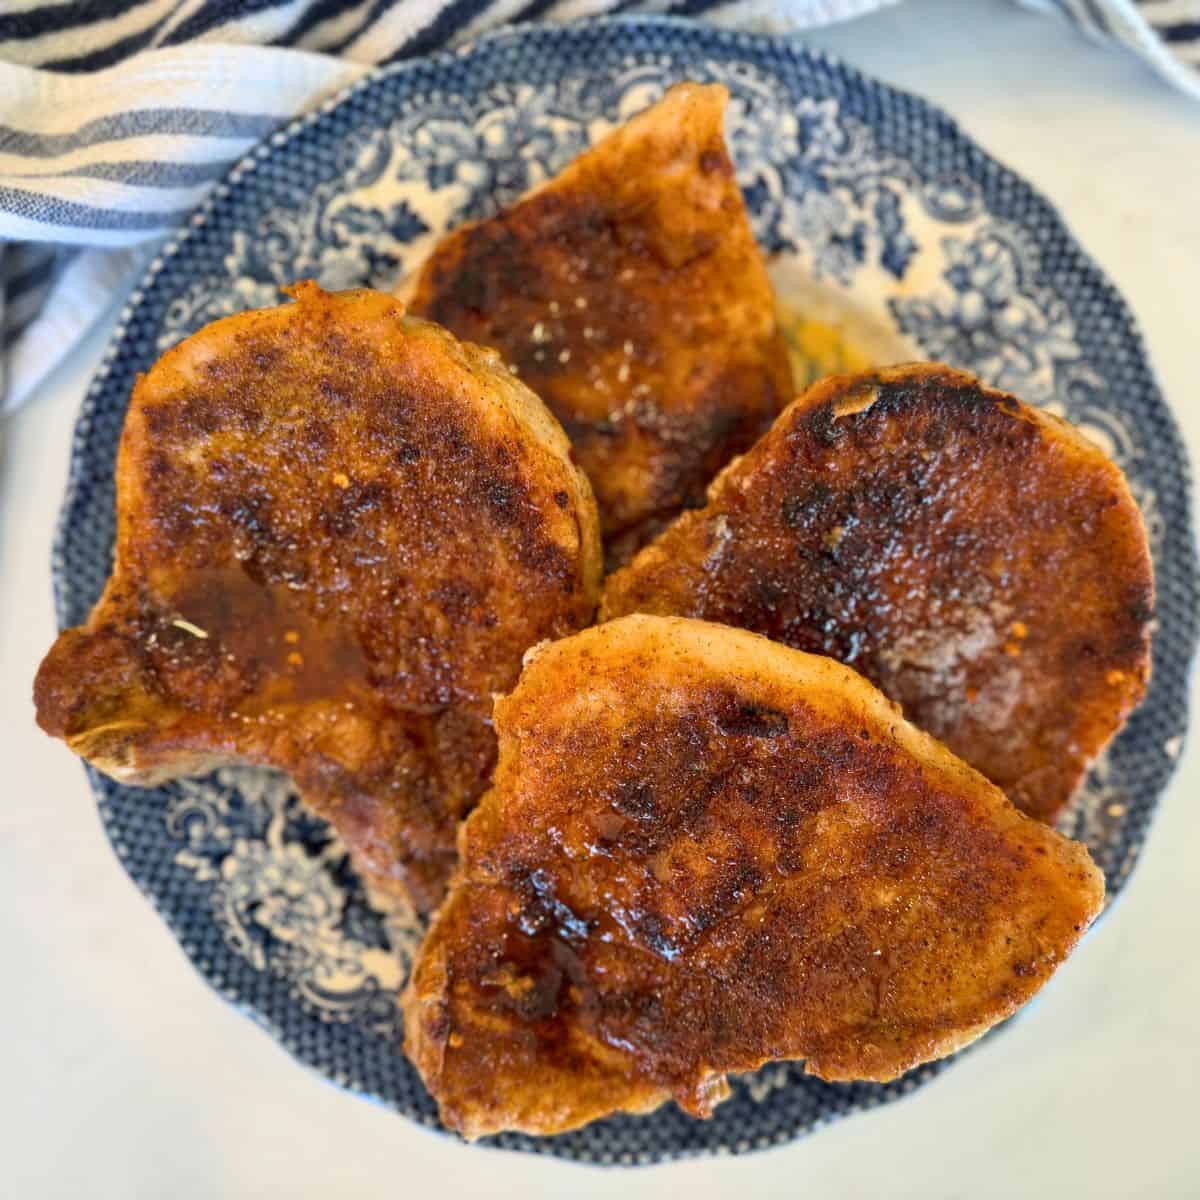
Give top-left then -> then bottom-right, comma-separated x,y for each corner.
603,364 -> 1154,822
403,616 -> 1104,1138
403,82 -> 793,553
35,282 -> 602,910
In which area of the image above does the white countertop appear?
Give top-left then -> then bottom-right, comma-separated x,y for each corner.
2,1 -> 1198,1195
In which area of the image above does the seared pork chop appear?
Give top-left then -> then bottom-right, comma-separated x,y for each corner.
603,364 -> 1153,823
401,82 -> 794,557
403,615 -> 1104,1138
35,283 -> 601,910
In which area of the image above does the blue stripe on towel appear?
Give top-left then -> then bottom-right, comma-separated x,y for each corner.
0,110 -> 277,158
0,184 -> 192,231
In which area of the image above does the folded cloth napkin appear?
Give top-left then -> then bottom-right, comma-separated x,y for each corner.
1,0 -> 1197,413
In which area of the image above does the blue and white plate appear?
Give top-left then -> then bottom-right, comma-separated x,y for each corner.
54,18 -> 1198,1164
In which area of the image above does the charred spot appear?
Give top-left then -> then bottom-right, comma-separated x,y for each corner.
674,768 -> 731,831
251,347 -> 281,372
317,377 -> 347,405
854,373 -> 1021,446
143,405 -> 173,438
633,912 -> 682,961
432,579 -> 481,623
553,490 -> 570,509
321,479 -> 389,538
676,710 -> 711,751
746,574 -> 788,616
511,868 -> 592,943
426,1008 -> 451,1044
428,223 -> 544,320
611,779 -> 658,822
715,701 -> 790,739
985,387 -> 1023,418
223,393 -> 265,432
379,388 -> 416,428
922,419 -> 950,452
436,425 -> 471,463
724,861 -> 765,907
781,483 -> 835,531
688,861 -> 766,939
145,450 -> 175,485
773,762 -> 830,827
547,936 -> 590,992
160,393 -> 235,440
773,802 -> 807,836
506,536 -> 578,597
940,375 -> 1022,424
1126,588 -> 1154,628
303,418 -> 333,453
806,405 -> 847,447
861,477 -> 919,523
486,479 -> 520,524
221,492 -> 275,542
628,373 -> 777,515
395,443 -> 421,465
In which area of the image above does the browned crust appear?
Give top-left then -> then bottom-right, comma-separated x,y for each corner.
403,615 -> 1105,1139
602,363 -> 1154,823
403,82 -> 794,549
34,282 -> 602,910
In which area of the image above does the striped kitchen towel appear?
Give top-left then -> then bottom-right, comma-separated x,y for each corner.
1020,1 -> 1200,96
1,0 -> 903,412
1,0 -> 1198,413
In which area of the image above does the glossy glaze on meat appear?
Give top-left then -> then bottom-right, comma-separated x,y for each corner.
402,82 -> 794,556
603,364 -> 1153,823
34,283 -> 602,910
403,616 -> 1104,1138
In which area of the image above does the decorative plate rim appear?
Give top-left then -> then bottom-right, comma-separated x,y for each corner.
51,16 -> 1200,1166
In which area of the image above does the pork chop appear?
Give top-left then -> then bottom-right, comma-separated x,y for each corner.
34,282 -> 602,910
403,615 -> 1104,1138
602,364 -> 1153,823
401,82 -> 794,557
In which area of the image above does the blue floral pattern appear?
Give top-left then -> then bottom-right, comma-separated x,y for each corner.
56,20 -> 1196,1165
159,56 -> 1097,432
891,227 -> 1099,405
167,767 -> 418,1035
